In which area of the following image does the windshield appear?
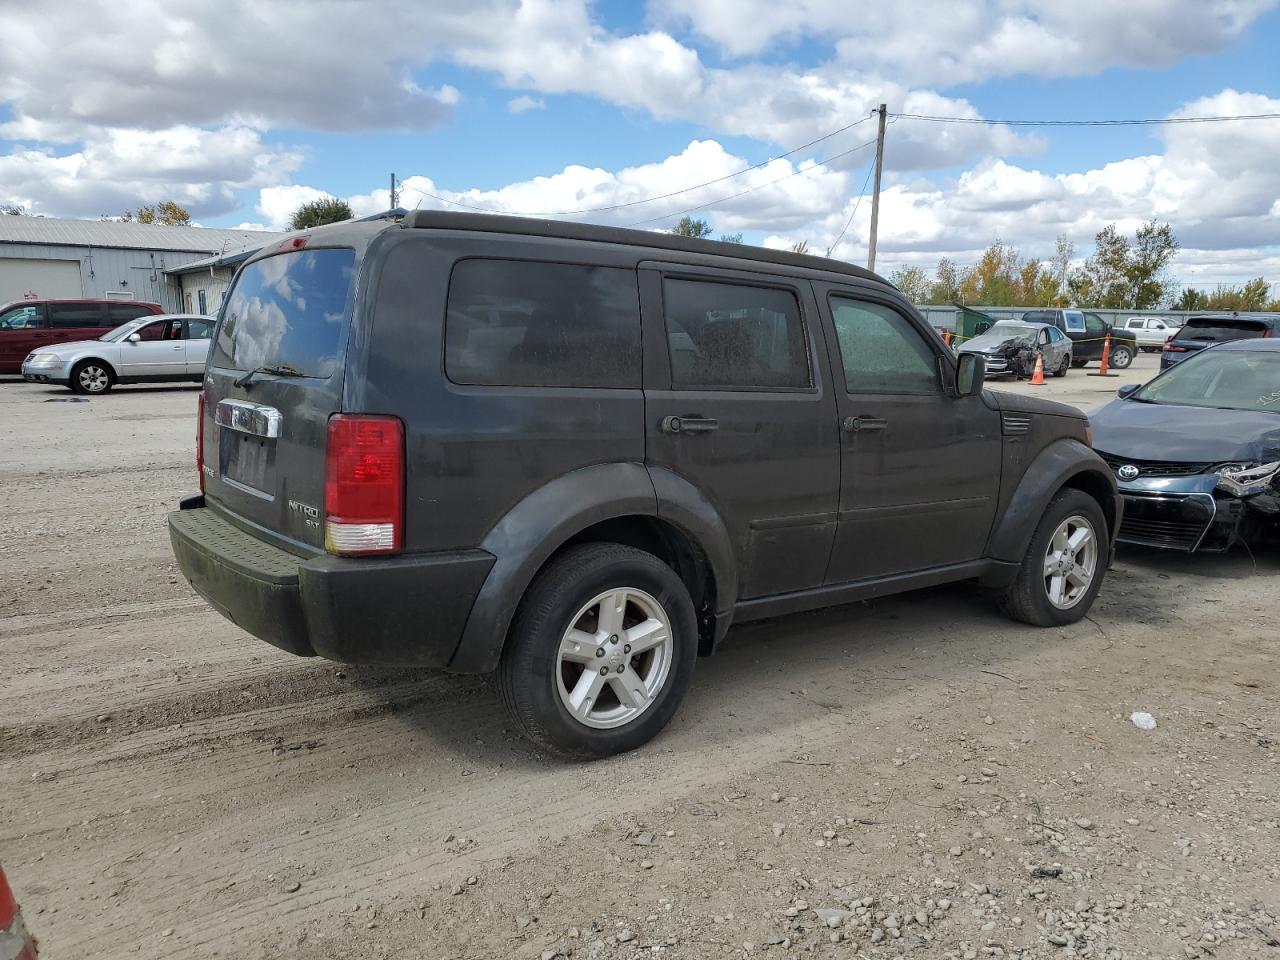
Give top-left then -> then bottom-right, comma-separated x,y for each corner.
99,318 -> 150,342
213,248 -> 355,377
986,322 -> 1038,340
1134,348 -> 1280,413
1178,318 -> 1269,342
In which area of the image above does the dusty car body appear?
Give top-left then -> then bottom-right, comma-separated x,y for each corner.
959,321 -> 1071,378
1092,339 -> 1280,552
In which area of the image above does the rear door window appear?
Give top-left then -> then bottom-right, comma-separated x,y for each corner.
48,302 -> 106,328
214,248 -> 355,377
1180,318 -> 1269,342
187,318 -> 213,340
445,259 -> 641,388
662,278 -> 809,390
109,303 -> 153,325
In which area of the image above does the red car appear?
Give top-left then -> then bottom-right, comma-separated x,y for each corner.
0,298 -> 164,374
0,868 -> 37,959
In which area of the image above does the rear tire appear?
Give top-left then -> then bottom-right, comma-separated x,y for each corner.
999,488 -> 1108,627
498,543 -> 698,759
1108,344 -> 1134,369
70,360 -> 113,395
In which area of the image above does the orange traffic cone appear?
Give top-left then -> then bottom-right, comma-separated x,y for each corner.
1029,352 -> 1046,385
1087,334 -> 1117,377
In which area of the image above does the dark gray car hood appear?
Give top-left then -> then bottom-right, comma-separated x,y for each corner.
1091,398 -> 1280,462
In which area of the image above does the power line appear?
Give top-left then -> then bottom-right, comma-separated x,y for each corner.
826,161 -> 876,257
890,111 -> 1280,127
626,137 -> 878,228
400,113 -> 876,218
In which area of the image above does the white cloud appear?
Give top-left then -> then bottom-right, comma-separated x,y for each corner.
507,95 -> 546,113
256,185 -> 336,230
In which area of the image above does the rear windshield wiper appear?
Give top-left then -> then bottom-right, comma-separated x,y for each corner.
233,364 -> 304,388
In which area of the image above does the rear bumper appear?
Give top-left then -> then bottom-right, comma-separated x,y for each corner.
169,500 -> 495,667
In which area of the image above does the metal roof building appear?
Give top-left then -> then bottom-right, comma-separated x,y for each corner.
0,216 -> 282,312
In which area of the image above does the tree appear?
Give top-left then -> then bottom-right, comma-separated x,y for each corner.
1,204 -> 24,215
290,197 -> 354,231
790,240 -> 809,255
121,200 -> 192,225
927,257 -> 961,304
1051,235 -> 1074,306
1173,287 -> 1210,311
672,216 -> 714,239
718,232 -> 744,244
1072,221 -> 1178,309
888,266 -> 931,303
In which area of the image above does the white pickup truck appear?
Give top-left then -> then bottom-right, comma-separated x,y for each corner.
1122,316 -> 1178,352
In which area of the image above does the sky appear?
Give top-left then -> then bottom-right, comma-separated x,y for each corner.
1,0 -> 1279,289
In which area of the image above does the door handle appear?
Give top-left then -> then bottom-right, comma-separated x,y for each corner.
660,415 -> 719,435
842,416 -> 888,433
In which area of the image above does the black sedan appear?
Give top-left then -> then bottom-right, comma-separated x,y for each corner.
1091,338 -> 1280,552
958,320 -> 1072,378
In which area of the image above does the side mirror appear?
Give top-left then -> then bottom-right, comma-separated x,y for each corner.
1117,383 -> 1140,399
127,332 -> 141,343
956,352 -> 985,397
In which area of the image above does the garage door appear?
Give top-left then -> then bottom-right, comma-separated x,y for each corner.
0,257 -> 83,303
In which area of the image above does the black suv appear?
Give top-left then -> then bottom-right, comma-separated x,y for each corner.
169,213 -> 1119,758
1020,309 -> 1138,370
1160,314 -> 1280,370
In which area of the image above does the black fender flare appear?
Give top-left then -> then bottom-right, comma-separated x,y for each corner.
986,439 -> 1120,563
447,462 -> 736,673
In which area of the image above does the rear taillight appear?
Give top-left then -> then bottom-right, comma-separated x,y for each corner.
196,393 -> 205,493
324,415 -> 404,555
1163,344 -> 1188,353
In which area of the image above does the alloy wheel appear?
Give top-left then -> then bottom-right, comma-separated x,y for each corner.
1042,515 -> 1098,610
78,365 -> 109,393
555,587 -> 674,729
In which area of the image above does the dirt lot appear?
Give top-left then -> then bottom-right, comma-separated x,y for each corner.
3,357 -> 1278,960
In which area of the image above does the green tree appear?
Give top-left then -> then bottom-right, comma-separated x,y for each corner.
718,232 -> 744,244
1074,221 -> 1178,309
290,197 -> 354,230
790,240 -> 810,255
1,204 -> 24,215
888,266 -> 931,303
927,257 -> 961,304
1173,287 -> 1210,311
672,216 -> 715,239
124,200 -> 192,225
1201,277 -> 1271,311
958,241 -> 1023,305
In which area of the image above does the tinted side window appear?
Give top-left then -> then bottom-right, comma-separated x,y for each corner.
1084,313 -> 1107,336
662,278 -> 809,389
48,303 -> 104,328
187,319 -> 213,340
109,303 -> 152,324
445,259 -> 640,388
830,297 -> 940,395
134,320 -> 170,341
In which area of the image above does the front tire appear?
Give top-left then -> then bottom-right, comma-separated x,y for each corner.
70,360 -> 113,394
498,543 -> 698,759
1108,344 -> 1134,369
999,489 -> 1108,627
1053,355 -> 1069,377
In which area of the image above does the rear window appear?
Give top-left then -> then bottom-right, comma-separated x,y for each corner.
1179,318 -> 1269,342
445,259 -> 641,388
214,249 -> 355,377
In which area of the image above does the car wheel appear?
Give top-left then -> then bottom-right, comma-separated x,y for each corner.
71,360 -> 114,395
1053,355 -> 1069,377
499,542 -> 698,759
998,488 -> 1108,628
1107,344 -> 1134,369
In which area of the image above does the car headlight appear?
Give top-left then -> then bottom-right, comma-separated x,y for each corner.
1215,461 -> 1280,497
29,353 -> 63,364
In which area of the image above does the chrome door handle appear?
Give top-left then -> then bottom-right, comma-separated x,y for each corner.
842,416 -> 888,433
661,415 -> 719,435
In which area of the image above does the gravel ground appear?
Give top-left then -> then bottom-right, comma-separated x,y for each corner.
2,357 -> 1277,960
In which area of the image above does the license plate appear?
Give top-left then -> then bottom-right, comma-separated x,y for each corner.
222,433 -> 275,495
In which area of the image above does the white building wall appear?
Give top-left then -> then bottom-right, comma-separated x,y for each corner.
178,267 -> 235,315
0,242 -> 217,311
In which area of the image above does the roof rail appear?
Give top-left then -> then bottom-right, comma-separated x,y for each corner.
399,210 -> 887,286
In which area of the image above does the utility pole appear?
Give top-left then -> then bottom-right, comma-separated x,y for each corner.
389,173 -> 398,210
867,103 -> 887,273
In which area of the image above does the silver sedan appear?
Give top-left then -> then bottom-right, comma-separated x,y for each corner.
21,314 -> 213,394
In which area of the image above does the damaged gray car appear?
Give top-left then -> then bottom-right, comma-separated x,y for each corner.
1091,338 -> 1280,552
